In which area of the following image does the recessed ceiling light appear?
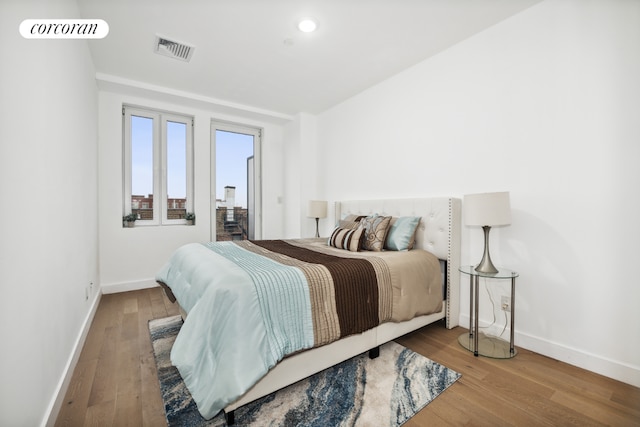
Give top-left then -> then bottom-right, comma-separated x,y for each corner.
298,18 -> 317,33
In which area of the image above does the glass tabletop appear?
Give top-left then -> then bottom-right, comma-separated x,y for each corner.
459,265 -> 518,278
458,332 -> 517,358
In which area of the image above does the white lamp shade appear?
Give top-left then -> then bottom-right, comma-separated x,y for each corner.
307,200 -> 328,219
464,192 -> 511,226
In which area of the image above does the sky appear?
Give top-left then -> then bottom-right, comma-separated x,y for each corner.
215,130 -> 254,208
131,115 -> 153,196
131,117 -> 254,208
166,120 -> 187,198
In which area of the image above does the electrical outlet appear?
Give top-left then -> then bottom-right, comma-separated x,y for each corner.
501,296 -> 510,312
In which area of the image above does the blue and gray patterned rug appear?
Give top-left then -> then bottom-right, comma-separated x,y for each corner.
150,315 -> 460,426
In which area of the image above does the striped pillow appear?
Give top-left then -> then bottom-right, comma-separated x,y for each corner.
328,226 -> 364,252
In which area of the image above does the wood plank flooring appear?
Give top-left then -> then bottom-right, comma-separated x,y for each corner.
55,288 -> 640,426
55,288 -> 178,427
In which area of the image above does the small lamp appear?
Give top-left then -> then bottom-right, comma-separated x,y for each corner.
307,200 -> 328,238
464,192 -> 511,274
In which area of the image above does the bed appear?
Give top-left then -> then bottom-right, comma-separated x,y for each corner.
156,197 -> 461,423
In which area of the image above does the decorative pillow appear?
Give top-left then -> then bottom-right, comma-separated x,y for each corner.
337,219 -> 362,230
336,214 -> 366,229
328,226 -> 364,252
360,214 -> 392,251
385,216 -> 421,251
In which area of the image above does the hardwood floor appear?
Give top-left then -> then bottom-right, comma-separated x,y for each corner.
56,288 -> 639,426
395,329 -> 640,426
55,288 -> 179,427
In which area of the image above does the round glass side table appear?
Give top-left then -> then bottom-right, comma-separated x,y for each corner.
458,265 -> 519,358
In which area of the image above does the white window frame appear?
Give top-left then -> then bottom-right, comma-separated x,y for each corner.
211,120 -> 262,241
123,105 -> 194,226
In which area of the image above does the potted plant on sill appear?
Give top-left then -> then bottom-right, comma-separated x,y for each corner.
185,212 -> 195,225
123,213 -> 137,228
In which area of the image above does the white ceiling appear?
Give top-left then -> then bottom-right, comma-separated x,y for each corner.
79,0 -> 540,117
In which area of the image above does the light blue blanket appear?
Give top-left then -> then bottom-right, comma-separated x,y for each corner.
155,242 -> 315,419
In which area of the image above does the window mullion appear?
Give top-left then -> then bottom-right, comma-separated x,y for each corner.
160,115 -> 168,224
154,114 -> 163,225
123,110 -> 133,217
186,118 -> 194,214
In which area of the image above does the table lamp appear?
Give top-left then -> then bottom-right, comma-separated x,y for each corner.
307,200 -> 328,238
464,192 -> 511,274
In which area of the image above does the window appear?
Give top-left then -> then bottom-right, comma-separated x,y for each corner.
123,106 -> 193,226
211,121 -> 261,241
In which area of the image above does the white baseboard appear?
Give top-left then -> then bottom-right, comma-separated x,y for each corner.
43,290 -> 102,427
459,314 -> 640,388
101,278 -> 159,294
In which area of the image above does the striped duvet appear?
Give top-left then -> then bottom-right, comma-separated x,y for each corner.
155,238 -> 441,420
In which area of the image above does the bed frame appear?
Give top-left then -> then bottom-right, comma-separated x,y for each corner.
222,197 -> 461,423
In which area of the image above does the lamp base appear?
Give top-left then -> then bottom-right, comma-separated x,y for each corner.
314,217 -> 320,238
475,226 -> 498,274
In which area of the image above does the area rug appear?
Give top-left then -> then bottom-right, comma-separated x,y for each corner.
150,315 -> 461,426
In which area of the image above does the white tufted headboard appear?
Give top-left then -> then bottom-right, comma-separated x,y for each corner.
335,197 -> 461,328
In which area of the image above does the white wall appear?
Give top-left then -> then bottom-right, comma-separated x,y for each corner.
97,89 -> 287,291
283,113 -> 322,238
0,1 -> 100,426
282,115 -> 303,237
314,0 -> 640,386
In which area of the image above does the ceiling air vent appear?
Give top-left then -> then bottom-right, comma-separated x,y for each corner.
154,35 -> 194,62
